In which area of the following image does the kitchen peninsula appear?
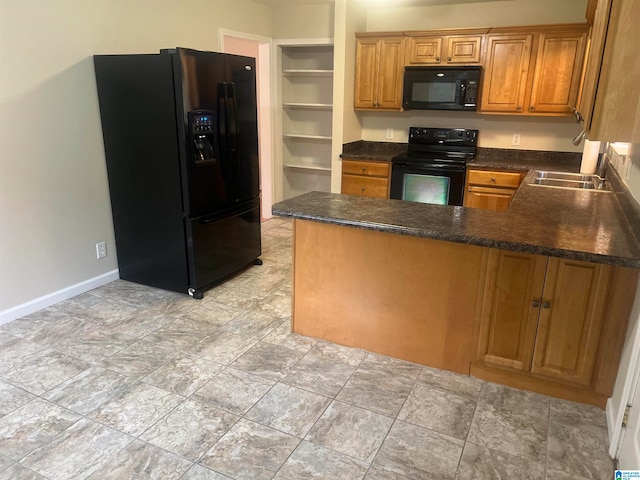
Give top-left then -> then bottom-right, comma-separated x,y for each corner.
273,163 -> 640,407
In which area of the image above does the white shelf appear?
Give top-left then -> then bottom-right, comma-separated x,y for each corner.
284,133 -> 332,141
283,102 -> 333,110
284,163 -> 332,172
279,43 -> 334,200
283,69 -> 333,77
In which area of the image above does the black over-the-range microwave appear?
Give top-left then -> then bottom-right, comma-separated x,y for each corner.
402,66 -> 481,111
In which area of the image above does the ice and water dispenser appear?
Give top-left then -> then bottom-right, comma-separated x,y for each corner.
188,110 -> 216,165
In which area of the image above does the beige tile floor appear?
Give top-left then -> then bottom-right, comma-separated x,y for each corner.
0,218 -> 614,479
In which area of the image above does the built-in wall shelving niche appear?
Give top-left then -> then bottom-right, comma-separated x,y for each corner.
278,42 -> 334,201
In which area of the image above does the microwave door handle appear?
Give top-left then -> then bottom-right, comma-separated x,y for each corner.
459,81 -> 466,106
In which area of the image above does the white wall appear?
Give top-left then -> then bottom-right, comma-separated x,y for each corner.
358,0 -> 588,152
0,0 -> 273,319
361,111 -> 583,151
272,3 -> 335,39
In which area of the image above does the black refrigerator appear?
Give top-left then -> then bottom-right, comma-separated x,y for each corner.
94,47 -> 261,299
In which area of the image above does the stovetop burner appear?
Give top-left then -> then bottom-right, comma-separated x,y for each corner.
393,127 -> 479,164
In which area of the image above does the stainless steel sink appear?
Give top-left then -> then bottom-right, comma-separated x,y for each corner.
535,171 -> 598,182
529,170 -> 610,191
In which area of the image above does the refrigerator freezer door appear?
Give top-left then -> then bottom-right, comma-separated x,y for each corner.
175,48 -> 260,218
185,199 -> 261,291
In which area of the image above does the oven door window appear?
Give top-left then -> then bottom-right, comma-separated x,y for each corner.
403,174 -> 449,205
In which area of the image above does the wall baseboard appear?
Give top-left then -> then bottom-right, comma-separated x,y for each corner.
0,269 -> 120,326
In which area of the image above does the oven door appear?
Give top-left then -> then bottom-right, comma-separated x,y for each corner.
390,161 -> 466,206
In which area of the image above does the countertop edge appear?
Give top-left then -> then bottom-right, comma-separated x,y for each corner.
273,206 -> 640,269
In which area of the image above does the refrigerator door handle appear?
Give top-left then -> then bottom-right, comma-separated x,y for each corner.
228,83 -> 240,180
217,83 -> 231,181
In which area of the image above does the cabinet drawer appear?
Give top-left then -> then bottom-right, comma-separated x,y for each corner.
342,160 -> 390,177
467,170 -> 522,188
341,175 -> 389,198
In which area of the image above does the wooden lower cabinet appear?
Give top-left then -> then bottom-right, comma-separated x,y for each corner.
289,218 -> 639,407
473,249 -> 638,406
341,159 -> 390,198
464,169 -> 524,211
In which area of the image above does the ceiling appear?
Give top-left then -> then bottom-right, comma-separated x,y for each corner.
255,0 -> 513,6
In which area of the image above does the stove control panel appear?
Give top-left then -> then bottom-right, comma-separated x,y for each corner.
408,127 -> 478,146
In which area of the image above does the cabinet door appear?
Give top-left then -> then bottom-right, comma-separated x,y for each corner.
354,38 -> 380,109
476,250 -> 547,371
528,31 -> 587,114
464,186 -> 515,211
341,174 -> 389,198
589,0 -> 640,142
481,34 -> 533,113
446,35 -> 483,64
531,258 -> 611,386
377,37 -> 405,110
577,0 -> 612,131
406,36 -> 443,64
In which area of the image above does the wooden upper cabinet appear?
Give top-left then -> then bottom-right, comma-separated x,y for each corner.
354,35 -> 405,110
481,34 -> 533,113
586,0 -> 640,143
406,34 -> 483,65
354,38 -> 379,110
481,25 -> 588,116
529,31 -> 587,114
577,0 -> 612,132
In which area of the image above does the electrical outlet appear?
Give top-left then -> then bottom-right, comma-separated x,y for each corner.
96,241 -> 107,259
512,133 -> 521,146
386,128 -> 393,140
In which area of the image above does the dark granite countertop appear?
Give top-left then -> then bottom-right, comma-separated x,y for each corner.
273,150 -> 640,268
341,141 -> 407,161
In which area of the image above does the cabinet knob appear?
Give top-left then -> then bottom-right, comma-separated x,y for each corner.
542,301 -> 551,309
490,177 -> 496,182
532,300 -> 540,308
361,186 -> 366,192
529,106 -> 535,111
447,57 -> 452,61
435,56 -> 440,61
517,105 -> 522,111
362,166 -> 367,172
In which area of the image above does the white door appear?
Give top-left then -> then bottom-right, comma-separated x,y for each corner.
611,281 -> 640,467
619,389 -> 640,469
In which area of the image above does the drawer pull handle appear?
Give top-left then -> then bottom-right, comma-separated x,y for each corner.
542,301 -> 551,309
361,186 -> 366,192
517,105 -> 522,111
491,177 -> 496,182
447,56 -> 452,61
435,56 -> 440,61
362,167 -> 367,172
532,300 -> 540,308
